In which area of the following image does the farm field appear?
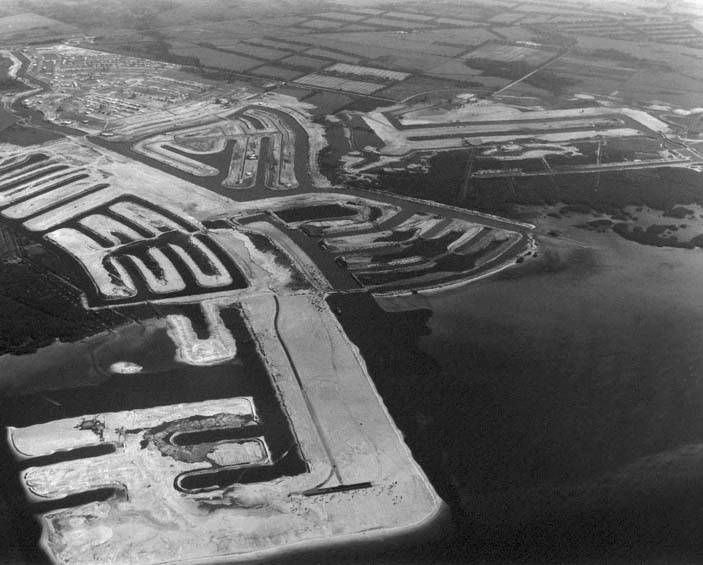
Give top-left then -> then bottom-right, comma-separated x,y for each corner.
281,55 -> 330,70
303,91 -> 354,114
299,19 -> 346,30
250,65 -> 304,81
303,47 -> 361,63
208,42 -> 290,61
326,63 -> 410,81
294,73 -> 384,95
316,11 -> 368,22
376,75 -> 465,101
169,43 -> 262,71
0,12 -> 78,42
463,41 -> 558,66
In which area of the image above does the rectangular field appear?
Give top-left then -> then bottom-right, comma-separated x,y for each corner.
384,11 -> 435,21
209,42 -> 290,61
250,65 -> 304,81
303,92 -> 354,114
300,19 -> 346,30
344,7 -> 385,15
293,73 -> 384,94
245,38 -> 301,51
364,17 -> 433,29
303,47 -> 361,63
325,63 -> 410,81
280,55 -> 331,70
314,30 -> 469,57
168,44 -> 261,71
463,41 -> 557,65
316,12 -> 368,22
375,75 -> 462,101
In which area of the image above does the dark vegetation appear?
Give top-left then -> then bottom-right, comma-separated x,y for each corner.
464,58 -> 579,95
373,151 -> 703,248
573,47 -> 673,70
91,35 -> 199,67
376,150 -> 703,216
0,238 -> 126,355
0,123 -> 62,146
317,119 -> 347,183
612,223 -> 703,249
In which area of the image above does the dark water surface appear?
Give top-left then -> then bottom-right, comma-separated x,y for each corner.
331,217 -> 703,562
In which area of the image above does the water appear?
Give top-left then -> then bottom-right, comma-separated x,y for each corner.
331,213 -> 703,562
0,305 -> 301,563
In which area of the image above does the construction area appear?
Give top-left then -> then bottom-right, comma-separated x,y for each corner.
134,106 -> 299,190
0,134 -> 454,564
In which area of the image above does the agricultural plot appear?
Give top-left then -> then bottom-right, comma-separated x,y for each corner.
275,86 -> 314,99
435,17 -> 485,26
547,57 -> 638,92
427,59 -> 499,83
0,12 -> 78,42
168,43 -> 261,71
313,30 -> 469,57
250,65 -> 304,81
300,19 -> 345,30
303,92 -> 354,114
376,75 -> 463,101
488,26 -> 543,43
316,11 -> 368,22
274,34 -> 430,64
548,21 -> 643,41
245,38 -> 302,51
463,41 -> 558,66
280,55 -> 330,70
303,47 -> 361,64
364,17 -> 434,29
325,63 -> 410,82
210,42 -> 290,61
488,12 -> 525,24
384,11 -> 435,22
294,73 -> 385,95
344,7 -> 385,15
340,24 -> 378,32
632,22 -> 703,47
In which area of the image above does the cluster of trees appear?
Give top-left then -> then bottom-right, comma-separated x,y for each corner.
0,259 -> 122,355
